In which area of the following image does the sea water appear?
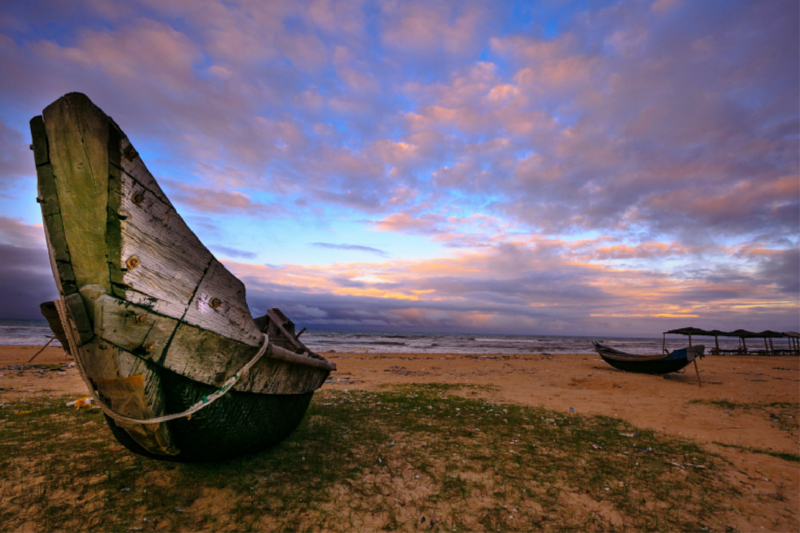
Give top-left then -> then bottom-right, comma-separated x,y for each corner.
0,319 -> 770,355
0,320 -> 63,346
297,331 -> 752,354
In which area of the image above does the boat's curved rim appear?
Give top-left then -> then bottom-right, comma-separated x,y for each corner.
593,341 -> 703,363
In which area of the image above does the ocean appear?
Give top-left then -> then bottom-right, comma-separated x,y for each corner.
0,319 -> 768,355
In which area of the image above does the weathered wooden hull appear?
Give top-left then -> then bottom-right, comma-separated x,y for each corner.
105,368 -> 314,462
593,342 -> 703,375
31,93 -> 335,461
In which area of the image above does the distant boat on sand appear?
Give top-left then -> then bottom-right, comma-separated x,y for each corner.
592,341 -> 704,375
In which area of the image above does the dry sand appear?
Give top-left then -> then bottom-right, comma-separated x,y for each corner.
2,345 -> 798,530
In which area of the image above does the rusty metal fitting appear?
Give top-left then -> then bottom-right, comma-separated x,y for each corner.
123,145 -> 139,161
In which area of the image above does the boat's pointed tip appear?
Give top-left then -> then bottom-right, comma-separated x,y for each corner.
44,92 -> 102,116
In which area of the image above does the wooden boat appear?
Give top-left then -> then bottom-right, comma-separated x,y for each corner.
592,341 -> 704,375
30,93 -> 335,462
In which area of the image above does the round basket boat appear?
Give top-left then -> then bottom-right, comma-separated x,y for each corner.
31,93 -> 335,462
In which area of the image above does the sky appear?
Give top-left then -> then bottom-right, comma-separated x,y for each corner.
0,0 -> 797,337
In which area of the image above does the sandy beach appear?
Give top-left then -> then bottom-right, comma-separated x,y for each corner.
1,345 -> 798,530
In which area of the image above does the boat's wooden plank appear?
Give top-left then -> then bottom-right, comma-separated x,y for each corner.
42,93 -> 111,293
118,137 -> 173,207
111,350 -> 178,456
76,336 -> 177,455
93,294 -> 176,358
65,292 -> 93,345
183,259 -> 263,347
42,212 -> 70,263
60,301 -> 176,455
43,212 -> 78,290
31,117 -> 76,298
166,323 -> 257,385
39,301 -> 71,355
95,295 -> 240,386
35,164 -> 60,217
169,324 -> 327,393
265,309 -> 305,352
119,177 -> 209,319
30,115 -> 49,167
234,353 -> 329,394
116,137 -> 261,344
94,295 -> 328,394
106,124 -> 126,298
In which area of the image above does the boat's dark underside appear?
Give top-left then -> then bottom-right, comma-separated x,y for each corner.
105,365 -> 313,462
598,354 -> 692,375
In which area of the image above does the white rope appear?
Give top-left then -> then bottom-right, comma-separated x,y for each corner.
93,334 -> 271,425
54,297 -> 271,425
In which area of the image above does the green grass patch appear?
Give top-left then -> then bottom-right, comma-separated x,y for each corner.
688,400 -> 799,434
688,399 -> 741,411
379,382 -> 499,392
712,442 -> 800,464
1,386 -> 741,531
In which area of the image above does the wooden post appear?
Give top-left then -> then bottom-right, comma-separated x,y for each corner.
662,333 -> 666,354
26,337 -> 55,364
688,334 -> 692,347
714,335 -> 719,351
693,359 -> 702,387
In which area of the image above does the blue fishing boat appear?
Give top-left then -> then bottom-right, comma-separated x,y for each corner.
592,342 -> 704,375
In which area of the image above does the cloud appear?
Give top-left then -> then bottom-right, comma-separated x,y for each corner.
0,244 -> 57,320
591,242 -> 692,260
30,19 -> 201,97
165,183 -> 283,216
312,242 -> 388,256
0,217 -> 46,248
0,0 -> 796,333
380,0 -> 496,57
207,244 -> 257,259
374,212 -> 446,234
0,118 -> 31,188
226,238 -> 799,335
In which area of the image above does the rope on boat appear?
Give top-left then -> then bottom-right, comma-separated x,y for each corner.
56,312 -> 271,426
91,333 -> 271,425
53,298 -> 272,425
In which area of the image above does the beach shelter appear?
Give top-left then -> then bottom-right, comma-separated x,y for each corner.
727,329 -> 758,353
662,327 -> 717,353
754,330 -> 787,354
784,332 -> 800,354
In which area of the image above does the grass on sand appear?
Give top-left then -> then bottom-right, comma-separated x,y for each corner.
1,383 -> 744,531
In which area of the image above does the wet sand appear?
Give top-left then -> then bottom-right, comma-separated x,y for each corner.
1,345 -> 798,530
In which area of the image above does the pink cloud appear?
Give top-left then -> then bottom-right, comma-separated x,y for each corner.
380,0 -> 490,56
651,0 -> 682,15
0,118 -> 30,185
374,212 -> 445,234
31,20 -> 200,95
0,217 -> 46,248
592,242 -> 692,260
222,238 -> 798,334
166,183 -> 282,216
